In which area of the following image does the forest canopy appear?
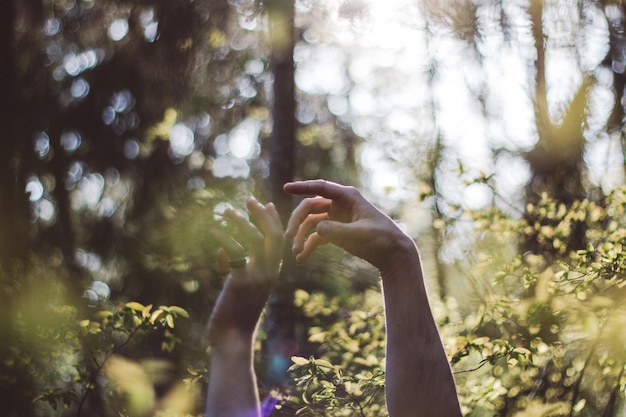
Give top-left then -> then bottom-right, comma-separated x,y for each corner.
0,0 -> 625,416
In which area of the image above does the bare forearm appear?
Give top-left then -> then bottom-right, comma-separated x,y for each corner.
204,198 -> 283,417
206,338 -> 260,417
381,242 -> 462,417
282,180 -> 462,415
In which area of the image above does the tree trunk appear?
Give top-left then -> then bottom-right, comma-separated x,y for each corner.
0,0 -> 29,266
525,0 -> 588,253
0,3 -> 38,416
604,4 -> 626,177
266,0 -> 298,387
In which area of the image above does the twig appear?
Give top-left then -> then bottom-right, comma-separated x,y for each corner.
76,323 -> 145,417
568,323 -> 605,417
602,363 -> 625,417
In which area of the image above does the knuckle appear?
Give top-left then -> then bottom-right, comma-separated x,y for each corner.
344,186 -> 359,196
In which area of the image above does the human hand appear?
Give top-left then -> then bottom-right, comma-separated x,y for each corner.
283,180 -> 415,271
207,197 -> 284,348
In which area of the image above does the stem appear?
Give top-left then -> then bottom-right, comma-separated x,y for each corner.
568,324 -> 605,417
602,363 -> 625,417
76,323 -> 145,416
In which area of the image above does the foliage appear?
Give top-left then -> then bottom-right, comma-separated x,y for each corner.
3,0 -> 626,415
287,288 -> 386,417
438,187 -> 626,416
1,263 -> 191,417
276,186 -> 626,417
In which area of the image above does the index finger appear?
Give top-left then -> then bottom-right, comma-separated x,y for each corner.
284,197 -> 331,239
284,180 -> 352,200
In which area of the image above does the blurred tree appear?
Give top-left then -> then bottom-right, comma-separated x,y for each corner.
0,0 -> 30,264
0,0 -> 275,414
266,0 -> 299,387
1,0 -> 364,414
523,0 -> 589,253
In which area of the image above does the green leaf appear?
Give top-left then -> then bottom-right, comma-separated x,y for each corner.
125,301 -> 145,312
291,356 -> 310,366
312,358 -> 334,370
150,309 -> 164,324
167,306 -> 189,317
95,310 -> 114,319
142,304 -> 153,319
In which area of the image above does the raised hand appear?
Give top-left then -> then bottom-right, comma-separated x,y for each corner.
205,197 -> 284,417
207,197 -> 284,348
284,180 -> 462,417
284,179 -> 415,271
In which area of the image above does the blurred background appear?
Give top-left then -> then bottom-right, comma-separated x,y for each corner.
1,0 -> 625,416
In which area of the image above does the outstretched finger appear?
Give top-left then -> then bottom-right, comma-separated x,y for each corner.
292,213 -> 328,255
223,206 -> 264,264
263,202 -> 285,268
296,232 -> 329,262
285,197 -> 332,239
265,202 -> 283,233
209,228 -> 246,261
246,198 -> 284,270
284,179 -> 351,200
246,198 -> 283,241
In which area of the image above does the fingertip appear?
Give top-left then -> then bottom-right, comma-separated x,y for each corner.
266,202 -> 278,215
316,221 -> 329,236
284,181 -> 307,195
246,196 -> 261,208
223,206 -> 243,221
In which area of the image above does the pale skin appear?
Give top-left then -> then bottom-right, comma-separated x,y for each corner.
205,197 -> 284,417
284,180 -> 462,417
205,180 -> 462,417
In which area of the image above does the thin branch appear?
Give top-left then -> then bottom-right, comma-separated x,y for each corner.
567,323 -> 605,417
76,322 -> 146,417
602,363 -> 625,417
453,353 -> 509,375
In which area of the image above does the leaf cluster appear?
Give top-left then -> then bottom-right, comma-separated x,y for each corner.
285,288 -> 387,416
24,298 -> 190,415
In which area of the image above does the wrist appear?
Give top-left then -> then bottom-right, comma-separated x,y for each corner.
378,233 -> 420,277
208,328 -> 255,357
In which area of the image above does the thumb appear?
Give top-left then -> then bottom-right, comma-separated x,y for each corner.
317,220 -> 352,242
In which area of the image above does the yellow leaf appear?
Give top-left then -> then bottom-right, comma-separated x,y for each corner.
167,306 -> 189,317
125,302 -> 144,312
142,304 -> 153,319
150,309 -> 164,324
291,356 -> 310,366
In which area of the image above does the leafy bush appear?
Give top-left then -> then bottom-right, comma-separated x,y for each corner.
15,187 -> 625,417
3,266 -> 191,417
283,187 -> 626,417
